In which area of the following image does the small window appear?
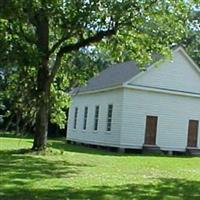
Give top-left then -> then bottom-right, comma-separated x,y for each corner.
107,104 -> 113,131
83,106 -> 88,130
73,107 -> 78,129
94,106 -> 100,131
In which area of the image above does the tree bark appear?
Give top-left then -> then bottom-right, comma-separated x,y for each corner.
33,96 -> 48,150
32,8 -> 50,150
32,67 -> 50,150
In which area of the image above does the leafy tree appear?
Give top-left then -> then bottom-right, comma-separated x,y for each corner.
0,48 -> 110,133
0,0 -> 193,150
182,9 -> 200,66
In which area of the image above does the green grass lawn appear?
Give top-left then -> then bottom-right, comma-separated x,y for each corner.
0,135 -> 200,200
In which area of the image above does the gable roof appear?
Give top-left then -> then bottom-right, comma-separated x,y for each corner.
74,61 -> 141,93
72,47 -> 200,95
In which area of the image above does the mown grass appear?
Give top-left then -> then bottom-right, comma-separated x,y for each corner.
0,135 -> 200,200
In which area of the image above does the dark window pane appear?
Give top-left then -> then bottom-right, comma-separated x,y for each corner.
73,107 -> 78,129
94,106 -> 100,131
83,107 -> 88,130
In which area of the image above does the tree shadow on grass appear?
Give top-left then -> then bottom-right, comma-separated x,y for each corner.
1,177 -> 200,200
48,139 -> 120,156
0,149 -> 94,178
49,139 -> 195,159
0,149 -> 94,200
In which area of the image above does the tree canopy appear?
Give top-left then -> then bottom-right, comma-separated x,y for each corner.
182,9 -> 200,66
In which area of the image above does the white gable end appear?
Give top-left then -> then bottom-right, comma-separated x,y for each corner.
128,48 -> 200,94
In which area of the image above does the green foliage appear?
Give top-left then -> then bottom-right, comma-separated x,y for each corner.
182,9 -> 200,66
1,49 -> 109,130
50,82 -> 71,129
0,0 -> 195,131
50,48 -> 111,128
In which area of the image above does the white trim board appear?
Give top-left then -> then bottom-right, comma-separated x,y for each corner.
124,84 -> 200,98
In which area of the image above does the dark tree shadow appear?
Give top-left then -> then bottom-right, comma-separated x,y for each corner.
1,176 -> 200,200
1,133 -> 194,158
0,149 -> 94,200
48,139 -> 120,156
48,139 -> 195,159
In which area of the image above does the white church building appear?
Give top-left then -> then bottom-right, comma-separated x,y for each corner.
66,47 -> 200,154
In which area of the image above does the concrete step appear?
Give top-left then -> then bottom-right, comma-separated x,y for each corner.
186,148 -> 200,156
143,145 -> 162,154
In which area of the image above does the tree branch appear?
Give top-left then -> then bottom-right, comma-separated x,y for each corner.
49,28 -> 117,82
48,53 -> 62,83
48,35 -> 70,56
59,28 -> 117,55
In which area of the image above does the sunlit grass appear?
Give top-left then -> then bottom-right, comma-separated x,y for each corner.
0,135 -> 200,200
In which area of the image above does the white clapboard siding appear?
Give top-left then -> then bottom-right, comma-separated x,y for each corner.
67,89 -> 124,146
120,88 -> 200,151
130,50 -> 200,94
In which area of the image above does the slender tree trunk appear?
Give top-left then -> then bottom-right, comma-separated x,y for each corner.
5,114 -> 14,131
16,112 -> 20,133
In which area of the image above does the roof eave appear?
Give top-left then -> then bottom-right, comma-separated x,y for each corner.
73,84 -> 124,96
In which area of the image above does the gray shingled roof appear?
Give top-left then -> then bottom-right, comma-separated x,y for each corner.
74,61 -> 141,94
72,46 -> 186,95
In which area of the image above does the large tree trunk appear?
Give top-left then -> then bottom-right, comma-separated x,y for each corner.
32,9 -> 50,150
33,101 -> 48,150
33,99 -> 48,150
32,67 -> 50,150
